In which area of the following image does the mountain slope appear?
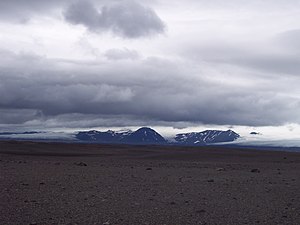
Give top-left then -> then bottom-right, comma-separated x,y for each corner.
76,127 -> 167,145
76,130 -> 132,143
121,127 -> 167,145
76,128 -> 239,145
175,130 -> 240,145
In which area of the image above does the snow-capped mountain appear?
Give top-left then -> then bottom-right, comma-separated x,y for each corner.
76,128 -> 239,145
76,129 -> 133,143
174,130 -> 240,145
76,127 -> 167,145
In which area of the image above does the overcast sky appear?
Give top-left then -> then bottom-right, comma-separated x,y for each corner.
1,0 -> 300,138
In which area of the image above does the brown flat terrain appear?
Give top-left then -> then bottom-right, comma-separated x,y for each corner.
0,141 -> 300,225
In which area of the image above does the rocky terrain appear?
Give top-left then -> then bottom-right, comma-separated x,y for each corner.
1,141 -> 300,225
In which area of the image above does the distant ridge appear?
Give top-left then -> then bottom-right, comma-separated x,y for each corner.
174,130 -> 240,145
76,128 -> 240,146
76,129 -> 133,143
0,131 -> 42,135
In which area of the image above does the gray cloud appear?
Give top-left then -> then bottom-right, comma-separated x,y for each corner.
0,109 -> 42,124
64,1 -> 165,38
0,0 -> 74,22
182,36 -> 300,76
275,29 -> 300,52
0,49 -> 300,130
1,0 -> 300,132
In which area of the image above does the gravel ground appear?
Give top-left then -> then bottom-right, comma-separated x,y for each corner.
0,141 -> 300,225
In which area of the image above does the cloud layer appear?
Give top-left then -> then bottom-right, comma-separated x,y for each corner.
1,48 -> 299,129
0,0 -> 300,132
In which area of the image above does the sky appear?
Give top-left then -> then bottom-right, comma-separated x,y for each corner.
1,0 -> 300,140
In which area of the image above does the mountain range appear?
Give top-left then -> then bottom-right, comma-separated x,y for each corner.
76,127 -> 167,145
76,127 -> 240,146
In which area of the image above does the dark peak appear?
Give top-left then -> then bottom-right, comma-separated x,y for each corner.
226,129 -> 237,132
133,127 -> 162,138
123,127 -> 167,144
226,129 -> 240,136
135,127 -> 156,133
107,130 -> 115,134
85,130 -> 100,133
133,127 -> 164,137
250,132 -> 261,135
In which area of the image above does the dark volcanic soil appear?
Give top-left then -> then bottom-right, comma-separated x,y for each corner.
0,141 -> 300,225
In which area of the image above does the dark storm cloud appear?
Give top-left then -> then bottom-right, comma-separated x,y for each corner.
64,1 -> 165,38
0,109 -> 41,124
1,49 -> 300,129
0,0 -> 166,39
0,0 -> 299,134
